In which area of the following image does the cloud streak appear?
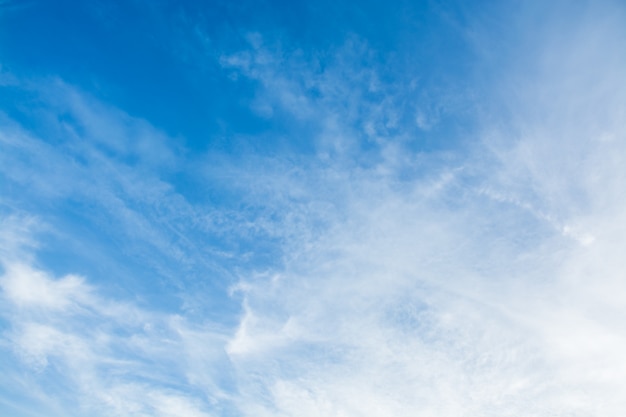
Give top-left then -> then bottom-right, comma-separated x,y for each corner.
0,216 -> 233,417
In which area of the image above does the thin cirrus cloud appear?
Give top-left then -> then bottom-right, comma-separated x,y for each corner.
1,1 -> 626,416
0,216 -> 231,417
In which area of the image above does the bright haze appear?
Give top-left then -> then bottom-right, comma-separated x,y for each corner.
1,1 -> 625,416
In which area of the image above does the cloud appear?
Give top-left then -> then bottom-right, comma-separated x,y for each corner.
1,1 -> 625,416
1,263 -> 90,311
0,77 -> 270,310
0,216 -> 231,417
212,3 -> 626,416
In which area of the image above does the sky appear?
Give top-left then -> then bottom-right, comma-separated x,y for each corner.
1,0 -> 625,416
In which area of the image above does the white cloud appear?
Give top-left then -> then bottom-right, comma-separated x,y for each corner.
1,2 -> 625,416
1,263 -> 91,311
213,3 -> 626,416
0,217 -> 228,417
0,79 -> 260,304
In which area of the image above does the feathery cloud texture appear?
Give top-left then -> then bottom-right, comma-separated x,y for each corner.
1,1 -> 626,416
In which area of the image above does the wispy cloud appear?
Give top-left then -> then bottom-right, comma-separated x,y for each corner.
0,216 -> 232,417
0,78 -> 272,309
1,1 -> 625,416
211,3 -> 626,416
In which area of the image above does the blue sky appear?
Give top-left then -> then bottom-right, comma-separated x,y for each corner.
1,1 -> 626,416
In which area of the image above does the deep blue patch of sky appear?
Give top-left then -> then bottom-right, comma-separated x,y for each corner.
1,0 -> 482,154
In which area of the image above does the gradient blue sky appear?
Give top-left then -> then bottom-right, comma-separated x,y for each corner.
1,1 -> 626,416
